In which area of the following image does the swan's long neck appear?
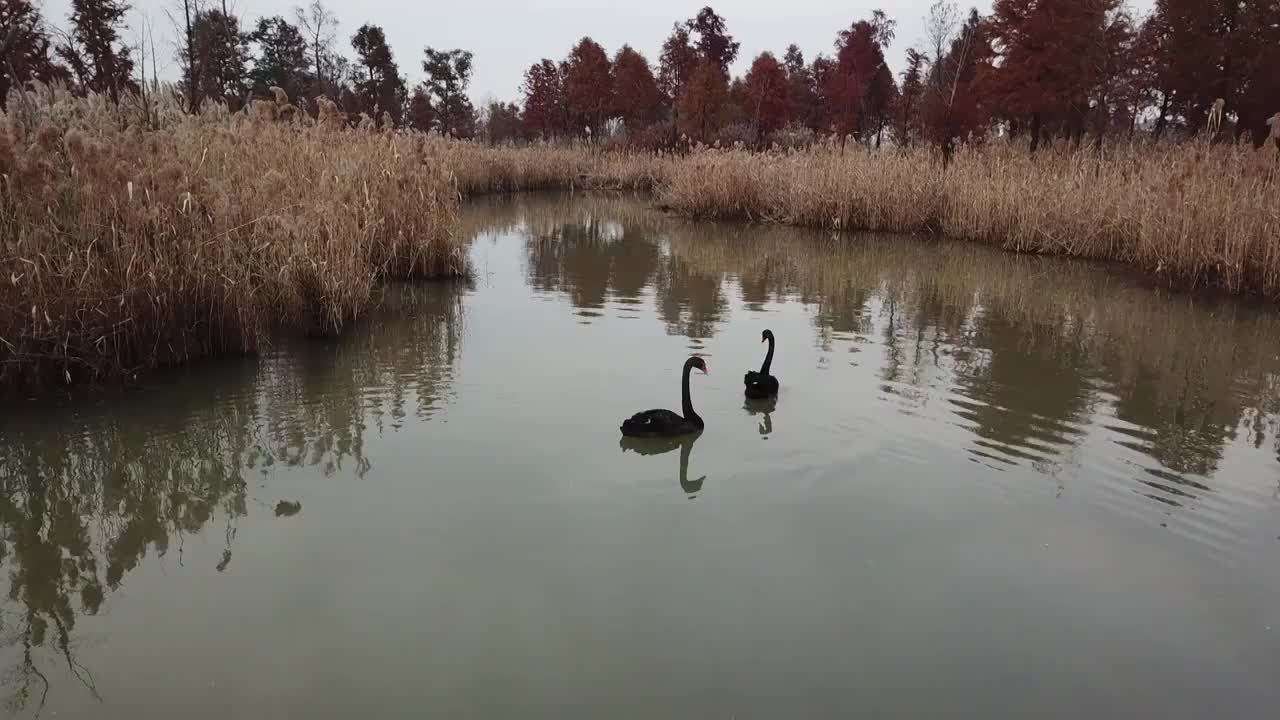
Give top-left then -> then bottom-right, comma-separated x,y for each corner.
760,335 -> 775,375
682,363 -> 700,422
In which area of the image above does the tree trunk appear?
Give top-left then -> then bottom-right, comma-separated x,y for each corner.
1153,94 -> 1171,140
1092,96 -> 1107,153
184,0 -> 200,112
1029,112 -> 1042,154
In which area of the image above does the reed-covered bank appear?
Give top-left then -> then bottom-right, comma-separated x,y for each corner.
440,140 -> 674,194
453,139 -> 1279,299
1,89 -> 464,390
4,86 -> 1279,392
659,142 -> 1280,298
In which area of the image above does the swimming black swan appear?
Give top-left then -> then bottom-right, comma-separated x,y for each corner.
620,356 -> 708,437
744,329 -> 779,399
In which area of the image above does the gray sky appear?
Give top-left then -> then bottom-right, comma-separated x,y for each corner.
38,0 -> 1153,105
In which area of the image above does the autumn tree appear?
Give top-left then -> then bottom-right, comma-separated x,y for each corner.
407,85 -> 434,131
988,0 -> 1117,151
521,58 -> 565,138
0,0 -> 66,108
250,16 -> 308,100
825,10 -> 898,142
57,0 -> 136,101
351,23 -> 405,124
422,47 -> 474,137
188,8 -> 250,111
677,60 -> 729,142
922,8 -> 995,160
742,51 -> 790,142
611,45 -> 661,132
564,37 -> 612,136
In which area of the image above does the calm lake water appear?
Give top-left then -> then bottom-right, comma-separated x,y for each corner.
2,194 -> 1279,718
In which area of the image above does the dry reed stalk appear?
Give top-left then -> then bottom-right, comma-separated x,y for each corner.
657,142 -> 1280,298
1,85 -> 464,391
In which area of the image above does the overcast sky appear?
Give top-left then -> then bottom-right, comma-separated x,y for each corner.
38,0 -> 1155,105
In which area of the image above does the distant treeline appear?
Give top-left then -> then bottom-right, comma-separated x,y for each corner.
1,0 -> 1278,152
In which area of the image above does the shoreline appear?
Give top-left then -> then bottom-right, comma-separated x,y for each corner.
4,107 -> 1277,392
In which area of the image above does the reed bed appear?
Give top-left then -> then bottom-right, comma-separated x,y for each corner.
1,87 -> 464,390
5,82 -> 1279,392
440,141 -> 674,194
659,142 -> 1280,298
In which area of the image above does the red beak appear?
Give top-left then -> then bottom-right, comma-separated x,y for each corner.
701,366 -> 709,374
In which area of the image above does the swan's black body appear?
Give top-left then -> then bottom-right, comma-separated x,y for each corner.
620,357 -> 708,437
744,329 -> 779,399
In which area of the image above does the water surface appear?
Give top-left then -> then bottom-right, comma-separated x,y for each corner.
3,194 -> 1279,718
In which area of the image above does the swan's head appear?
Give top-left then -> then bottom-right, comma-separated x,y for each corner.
761,329 -> 774,343
688,356 -> 709,375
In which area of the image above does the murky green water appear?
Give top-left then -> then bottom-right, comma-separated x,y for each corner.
3,194 -> 1279,718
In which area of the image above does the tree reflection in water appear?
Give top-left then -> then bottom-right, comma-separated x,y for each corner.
463,194 -> 1280,512
0,283 -> 463,716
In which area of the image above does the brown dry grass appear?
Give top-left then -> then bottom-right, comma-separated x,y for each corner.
439,140 -> 674,194
6,80 -> 1279,391
1,86 -> 463,390
659,141 -> 1280,298
430,137 -> 1280,296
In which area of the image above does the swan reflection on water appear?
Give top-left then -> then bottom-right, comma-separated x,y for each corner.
618,432 -> 706,498
743,397 -> 776,438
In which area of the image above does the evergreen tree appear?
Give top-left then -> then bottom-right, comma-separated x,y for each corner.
57,0 -> 136,101
250,16 -> 308,100
351,23 -> 405,124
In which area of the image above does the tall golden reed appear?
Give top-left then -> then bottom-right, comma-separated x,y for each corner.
1,85 -> 463,390
658,141 -> 1280,297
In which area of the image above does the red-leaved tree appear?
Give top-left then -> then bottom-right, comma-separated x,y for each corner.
677,60 -> 729,142
988,0 -> 1117,151
824,11 -> 897,141
612,44 -> 662,132
564,37 -> 612,137
522,58 -> 565,139
742,51 -> 790,142
922,9 -> 995,161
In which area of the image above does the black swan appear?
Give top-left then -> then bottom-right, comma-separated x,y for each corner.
744,329 -> 779,399
620,356 -> 708,437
